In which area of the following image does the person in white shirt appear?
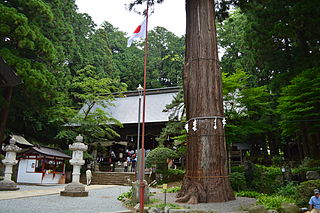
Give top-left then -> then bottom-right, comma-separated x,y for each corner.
124,160 -> 128,172
86,169 -> 92,186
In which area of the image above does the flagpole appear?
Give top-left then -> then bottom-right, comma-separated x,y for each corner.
140,1 -> 149,212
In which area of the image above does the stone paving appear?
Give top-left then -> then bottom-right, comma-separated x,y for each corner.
0,184 -> 257,213
0,184 -> 131,213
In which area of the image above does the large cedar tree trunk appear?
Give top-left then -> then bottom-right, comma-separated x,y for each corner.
176,0 -> 234,203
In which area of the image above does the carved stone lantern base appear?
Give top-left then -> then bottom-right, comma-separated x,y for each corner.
60,182 -> 88,197
0,180 -> 20,191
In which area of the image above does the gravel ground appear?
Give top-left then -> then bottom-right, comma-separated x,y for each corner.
0,185 -> 131,213
0,185 -> 256,213
152,192 -> 256,213
17,184 -> 65,191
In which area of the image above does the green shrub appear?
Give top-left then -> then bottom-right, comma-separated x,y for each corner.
117,188 -> 133,201
161,186 -> 181,193
301,157 -> 320,168
236,190 -> 296,212
230,172 -> 246,191
295,179 -> 320,207
236,190 -> 262,198
257,195 -> 296,212
272,156 -> 284,167
231,165 -> 245,173
246,164 -> 283,194
149,203 -> 184,210
159,169 -> 185,176
291,165 -> 320,176
157,169 -> 185,182
146,147 -> 179,170
276,182 -> 297,198
291,158 -> 320,179
0,154 -> 4,161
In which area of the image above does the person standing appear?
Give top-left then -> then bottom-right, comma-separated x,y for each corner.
86,168 -> 92,186
309,189 -> 320,213
131,154 -> 136,172
123,160 -> 128,172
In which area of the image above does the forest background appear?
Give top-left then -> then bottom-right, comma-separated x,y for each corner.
0,0 -> 319,163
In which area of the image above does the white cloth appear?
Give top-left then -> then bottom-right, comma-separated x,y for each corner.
127,18 -> 146,47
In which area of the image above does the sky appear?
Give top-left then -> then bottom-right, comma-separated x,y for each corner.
75,0 -> 186,37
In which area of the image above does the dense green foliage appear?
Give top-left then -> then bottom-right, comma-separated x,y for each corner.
236,190 -> 296,211
0,0 -> 184,147
276,182 -> 298,198
216,1 -> 320,161
231,162 -> 320,208
156,90 -> 185,146
277,68 -> 320,158
147,27 -> 184,88
291,158 -> 320,179
101,22 -> 184,90
56,65 -> 127,144
257,195 -> 296,212
161,186 -> 181,193
156,169 -> 185,183
146,147 -> 179,170
229,172 -> 246,191
230,164 -> 283,194
236,190 -> 262,198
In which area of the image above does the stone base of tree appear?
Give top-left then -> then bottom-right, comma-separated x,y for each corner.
0,180 -> 19,191
60,182 -> 88,197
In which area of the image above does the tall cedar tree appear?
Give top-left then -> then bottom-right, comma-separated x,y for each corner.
129,0 -> 234,203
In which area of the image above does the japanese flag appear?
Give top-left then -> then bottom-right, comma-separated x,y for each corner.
127,18 -> 147,47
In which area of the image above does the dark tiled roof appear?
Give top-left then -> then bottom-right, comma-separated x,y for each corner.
0,57 -> 22,87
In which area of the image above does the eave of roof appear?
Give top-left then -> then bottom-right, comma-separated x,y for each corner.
92,90 -> 180,124
11,134 -> 33,147
27,146 -> 71,159
121,87 -> 181,97
0,57 -> 22,87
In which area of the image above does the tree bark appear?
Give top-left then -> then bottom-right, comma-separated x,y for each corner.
177,0 -> 234,203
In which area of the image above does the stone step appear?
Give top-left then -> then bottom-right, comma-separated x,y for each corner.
80,172 -> 136,185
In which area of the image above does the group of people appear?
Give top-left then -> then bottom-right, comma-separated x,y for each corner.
123,152 -> 137,172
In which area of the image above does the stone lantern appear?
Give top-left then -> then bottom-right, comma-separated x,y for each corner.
60,134 -> 88,197
0,138 -> 21,191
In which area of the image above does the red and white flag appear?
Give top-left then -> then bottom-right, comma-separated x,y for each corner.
127,18 -> 147,47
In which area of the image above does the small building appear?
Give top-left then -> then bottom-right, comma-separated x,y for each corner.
230,142 -> 251,166
17,146 -> 71,184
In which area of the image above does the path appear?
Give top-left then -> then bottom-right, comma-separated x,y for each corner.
0,184 -> 131,213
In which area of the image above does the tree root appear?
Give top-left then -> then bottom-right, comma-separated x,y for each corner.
175,178 -> 206,204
